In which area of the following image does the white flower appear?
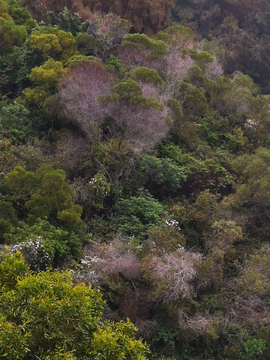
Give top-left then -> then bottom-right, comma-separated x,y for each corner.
165,219 -> 181,230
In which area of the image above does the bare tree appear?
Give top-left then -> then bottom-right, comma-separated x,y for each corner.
59,63 -> 169,157
161,52 -> 194,98
142,248 -> 201,302
79,236 -> 142,285
59,61 -> 115,141
118,45 -> 163,71
103,98 -> 169,153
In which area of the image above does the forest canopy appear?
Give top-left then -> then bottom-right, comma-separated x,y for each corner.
1,0 -> 270,359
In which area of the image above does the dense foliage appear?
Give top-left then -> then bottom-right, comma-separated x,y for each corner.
0,250 -> 148,359
1,0 -> 270,359
172,0 -> 270,93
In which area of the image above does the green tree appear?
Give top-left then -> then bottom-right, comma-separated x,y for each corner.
138,155 -> 186,198
5,220 -> 82,268
0,248 -> 28,290
0,0 -> 35,54
24,58 -> 66,106
28,25 -> 79,63
130,67 -> 164,85
5,0 -> 36,28
2,165 -> 38,205
0,251 -> 148,359
114,189 -> 165,239
26,165 -> 82,227
2,164 -> 82,228
0,13 -> 28,53
0,43 -> 39,100
230,147 -> 270,209
122,34 -> 167,60
48,7 -> 83,36
0,102 -> 34,144
0,201 -> 18,243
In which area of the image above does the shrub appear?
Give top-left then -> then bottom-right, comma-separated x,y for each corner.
6,220 -> 82,268
114,189 -> 165,239
0,103 -> 34,144
0,248 -> 28,290
11,238 -> 54,271
138,155 -> 186,198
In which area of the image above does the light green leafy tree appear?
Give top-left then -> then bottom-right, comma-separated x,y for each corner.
2,164 -> 82,228
28,25 -> 78,63
0,250 -> 148,359
0,0 -> 36,54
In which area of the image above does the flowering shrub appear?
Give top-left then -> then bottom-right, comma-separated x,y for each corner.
72,257 -> 99,285
88,173 -> 110,210
165,219 -> 181,230
11,237 -> 54,271
6,220 -> 82,268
